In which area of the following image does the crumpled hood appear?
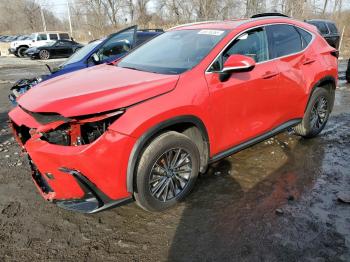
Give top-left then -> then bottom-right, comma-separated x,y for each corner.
18,64 -> 179,117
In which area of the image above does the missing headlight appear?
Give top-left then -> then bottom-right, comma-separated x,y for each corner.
41,123 -> 71,146
40,110 -> 124,146
80,115 -> 120,144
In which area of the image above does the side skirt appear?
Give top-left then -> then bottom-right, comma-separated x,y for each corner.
209,119 -> 302,163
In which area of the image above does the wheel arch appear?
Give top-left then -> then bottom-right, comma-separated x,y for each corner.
306,75 -> 336,112
17,45 -> 29,49
126,115 -> 210,193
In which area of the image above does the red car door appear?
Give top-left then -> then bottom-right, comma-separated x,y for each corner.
265,24 -> 316,123
205,27 -> 281,154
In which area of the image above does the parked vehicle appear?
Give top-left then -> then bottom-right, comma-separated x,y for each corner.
9,14 -> 337,213
8,26 -> 163,105
1,35 -> 17,42
9,31 -> 70,57
305,19 -> 340,49
24,40 -> 83,60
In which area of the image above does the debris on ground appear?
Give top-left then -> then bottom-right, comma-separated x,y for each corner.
275,208 -> 284,215
337,192 -> 350,204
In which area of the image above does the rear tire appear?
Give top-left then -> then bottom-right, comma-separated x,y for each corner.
39,49 -> 50,60
134,131 -> 200,212
17,47 -> 28,58
294,87 -> 331,138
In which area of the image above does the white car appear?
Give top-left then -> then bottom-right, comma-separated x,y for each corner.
9,31 -> 70,57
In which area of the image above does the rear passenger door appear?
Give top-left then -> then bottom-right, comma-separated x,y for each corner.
55,41 -> 74,57
265,24 -> 316,122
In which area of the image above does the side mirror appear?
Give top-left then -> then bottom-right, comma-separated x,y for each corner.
222,54 -> 256,73
91,53 -> 100,64
219,54 -> 256,82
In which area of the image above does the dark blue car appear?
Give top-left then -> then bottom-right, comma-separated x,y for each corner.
9,26 -> 163,104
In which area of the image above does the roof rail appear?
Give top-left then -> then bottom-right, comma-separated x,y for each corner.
251,13 -> 289,19
168,21 -> 222,30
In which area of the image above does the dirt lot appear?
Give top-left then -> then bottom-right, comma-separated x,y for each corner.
0,56 -> 349,261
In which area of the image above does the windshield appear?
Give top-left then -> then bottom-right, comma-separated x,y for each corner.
118,29 -> 228,74
61,39 -> 103,66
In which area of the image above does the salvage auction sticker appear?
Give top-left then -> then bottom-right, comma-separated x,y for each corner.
198,30 -> 224,36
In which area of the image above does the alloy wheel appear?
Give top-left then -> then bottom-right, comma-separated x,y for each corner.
149,148 -> 192,202
310,96 -> 328,130
39,50 -> 50,60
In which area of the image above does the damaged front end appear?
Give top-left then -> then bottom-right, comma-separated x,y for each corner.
9,106 -> 133,213
14,106 -> 124,147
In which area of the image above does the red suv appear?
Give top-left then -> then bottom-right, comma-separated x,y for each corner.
9,15 -> 337,213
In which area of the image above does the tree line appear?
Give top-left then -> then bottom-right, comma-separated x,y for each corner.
0,0 -> 349,41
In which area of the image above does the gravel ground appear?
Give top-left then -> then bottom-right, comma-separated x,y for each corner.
0,56 -> 349,261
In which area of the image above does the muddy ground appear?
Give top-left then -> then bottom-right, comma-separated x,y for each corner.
0,56 -> 349,262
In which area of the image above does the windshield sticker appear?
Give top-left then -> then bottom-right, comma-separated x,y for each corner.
198,30 -> 224,36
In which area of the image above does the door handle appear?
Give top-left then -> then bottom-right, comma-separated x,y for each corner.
303,58 -> 316,65
262,71 -> 278,79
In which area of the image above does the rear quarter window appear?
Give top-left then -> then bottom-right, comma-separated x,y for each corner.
295,27 -> 313,48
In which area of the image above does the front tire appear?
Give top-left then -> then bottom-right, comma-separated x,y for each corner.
39,49 -> 50,60
17,47 -> 28,58
294,87 -> 331,138
134,131 -> 200,212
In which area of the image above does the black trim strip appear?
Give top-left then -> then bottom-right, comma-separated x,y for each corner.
58,167 -> 132,213
209,119 -> 301,163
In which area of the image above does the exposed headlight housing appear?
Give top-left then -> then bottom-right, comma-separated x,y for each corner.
39,110 -> 124,146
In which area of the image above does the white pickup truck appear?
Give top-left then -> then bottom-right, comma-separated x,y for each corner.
9,31 -> 70,57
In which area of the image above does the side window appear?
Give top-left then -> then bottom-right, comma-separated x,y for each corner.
96,28 -> 135,62
326,23 -> 338,34
210,27 -> 268,71
59,33 -> 70,40
295,27 -> 313,49
49,34 -> 58,40
37,34 -> 48,41
266,25 -> 302,59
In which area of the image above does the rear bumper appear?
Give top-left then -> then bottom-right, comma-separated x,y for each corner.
9,106 -> 136,213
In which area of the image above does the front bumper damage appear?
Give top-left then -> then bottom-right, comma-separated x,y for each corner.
56,168 -> 132,213
9,106 -> 135,213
